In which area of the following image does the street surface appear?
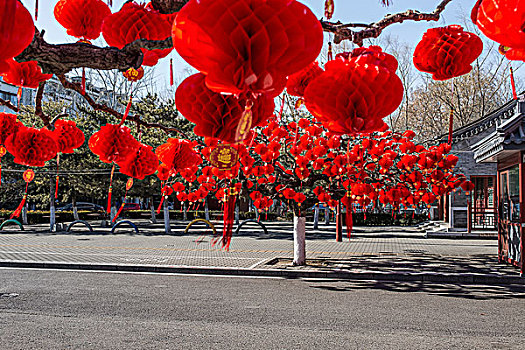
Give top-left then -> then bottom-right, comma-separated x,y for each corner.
1,268 -> 525,349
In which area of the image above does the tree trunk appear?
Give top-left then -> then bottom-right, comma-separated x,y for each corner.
72,194 -> 79,221
324,206 -> 330,225
313,204 -> 319,230
163,199 -> 171,234
150,197 -> 157,224
293,215 -> 306,266
22,204 -> 28,225
183,202 -> 187,221
204,197 -> 210,221
235,202 -> 240,225
50,175 -> 55,232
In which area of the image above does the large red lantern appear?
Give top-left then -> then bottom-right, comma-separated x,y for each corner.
472,0 -> 525,61
173,0 -> 323,96
0,113 -> 21,146
119,143 -> 159,180
175,73 -> 275,143
54,0 -> 111,41
102,2 -> 173,66
304,46 -> 403,135
413,25 -> 483,80
2,60 -> 52,89
89,124 -> 139,163
52,119 -> 85,154
5,126 -> 57,167
0,0 -> 34,73
155,138 -> 202,172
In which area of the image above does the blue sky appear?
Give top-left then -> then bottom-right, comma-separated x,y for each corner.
26,0 -> 481,88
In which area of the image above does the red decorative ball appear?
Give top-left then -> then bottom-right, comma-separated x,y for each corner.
0,0 -> 34,73
0,113 -> 22,145
175,73 -> 275,143
173,0 -> 323,95
54,0 -> 111,40
52,119 -> 85,154
5,126 -> 57,167
102,2 -> 173,66
413,25 -> 483,81
118,143 -> 159,180
1,60 -> 52,89
155,138 -> 202,171
304,46 -> 403,135
286,61 -> 324,97
156,163 -> 171,181
89,124 -> 140,164
472,0 -> 525,61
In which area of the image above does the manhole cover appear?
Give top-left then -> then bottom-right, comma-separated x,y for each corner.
1,293 -> 19,298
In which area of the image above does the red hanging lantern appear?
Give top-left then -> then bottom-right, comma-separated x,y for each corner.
1,60 -> 52,89
155,138 -> 202,172
4,126 -> 57,167
89,124 -> 140,164
102,2 -> 173,66
286,61 -> 324,98
157,163 -> 171,181
122,67 -> 145,82
0,113 -> 21,146
304,46 -> 403,135
119,143 -> 159,180
0,0 -> 34,73
175,73 -> 275,143
172,0 -> 323,96
472,0 -> 525,61
54,0 -> 111,41
51,119 -> 85,154
413,25 -> 483,81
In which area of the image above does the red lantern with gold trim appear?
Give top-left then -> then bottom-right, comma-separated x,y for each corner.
413,25 -> 483,81
102,2 -> 173,66
0,0 -> 34,73
304,46 -> 403,135
54,0 -> 111,41
4,126 -> 57,167
175,73 -> 275,143
172,0 -> 323,96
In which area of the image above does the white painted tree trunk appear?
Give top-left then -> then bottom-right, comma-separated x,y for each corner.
183,202 -> 187,221
293,215 -> 306,266
150,198 -> 157,224
324,207 -> 330,225
313,204 -> 319,230
22,205 -> 28,225
49,176 -> 55,232
204,197 -> 210,221
163,199 -> 171,234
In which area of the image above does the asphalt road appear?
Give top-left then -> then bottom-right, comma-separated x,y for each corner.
1,268 -> 525,349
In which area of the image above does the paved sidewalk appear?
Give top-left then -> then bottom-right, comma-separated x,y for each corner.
0,221 -> 521,284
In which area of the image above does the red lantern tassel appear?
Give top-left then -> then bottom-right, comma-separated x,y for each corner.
54,153 -> 60,199
156,196 -> 165,215
170,58 -> 174,86
510,66 -> 518,100
107,164 -> 115,214
17,86 -> 22,108
346,202 -> 353,240
81,68 -> 86,95
221,189 -> 236,250
10,183 -> 29,219
120,94 -> 133,125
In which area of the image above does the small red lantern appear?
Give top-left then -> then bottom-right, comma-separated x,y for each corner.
102,2 -> 173,66
89,124 -> 140,164
1,60 -> 52,89
155,138 -> 202,172
51,120 -> 85,154
0,113 -> 21,145
156,163 -> 171,181
175,73 -> 274,143
5,126 -> 57,167
54,0 -> 111,41
173,0 -> 323,95
122,67 -> 145,82
472,0 -> 525,61
413,25 -> 483,80
286,61 -> 324,98
119,143 -> 159,180
304,46 -> 403,135
0,0 -> 34,73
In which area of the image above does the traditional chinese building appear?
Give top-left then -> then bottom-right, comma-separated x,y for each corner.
472,96 -> 525,273
427,95 -> 524,237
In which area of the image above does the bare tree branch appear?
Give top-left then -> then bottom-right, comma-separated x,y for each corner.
34,81 -> 51,128
0,98 -> 19,113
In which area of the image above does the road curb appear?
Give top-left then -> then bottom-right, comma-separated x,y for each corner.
0,260 -> 523,285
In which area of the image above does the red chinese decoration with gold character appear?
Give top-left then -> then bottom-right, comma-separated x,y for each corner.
210,145 -> 239,170
175,73 -> 274,143
122,67 -> 145,82
173,0 -> 323,96
0,0 -> 34,73
54,0 -> 111,41
102,2 -> 173,66
413,25 -> 483,81
304,46 -> 403,135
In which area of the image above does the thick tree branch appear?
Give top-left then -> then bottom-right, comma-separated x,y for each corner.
57,74 -> 191,139
0,98 -> 19,113
34,81 -> 51,128
322,0 -> 454,45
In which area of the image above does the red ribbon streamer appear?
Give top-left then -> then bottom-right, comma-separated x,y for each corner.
170,58 -> 174,86
221,189 -> 236,250
81,67 -> 86,95
510,66 -> 517,100
11,183 -> 29,219
55,153 -> 60,199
